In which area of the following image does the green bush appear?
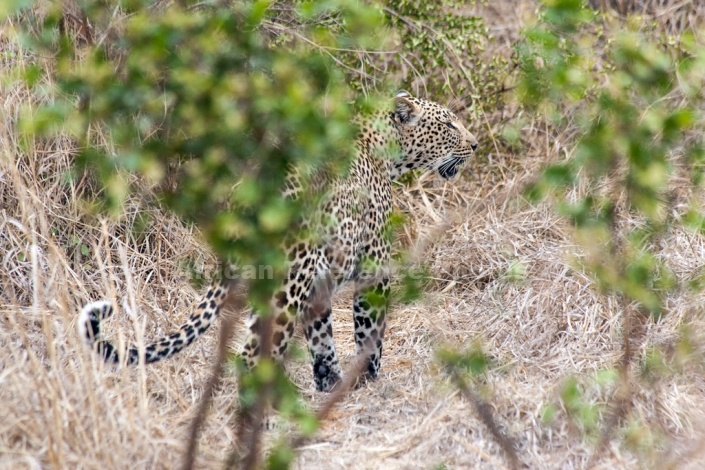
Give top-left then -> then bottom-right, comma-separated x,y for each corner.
517,0 -> 705,448
9,0 -> 384,466
18,0 -> 384,306
519,0 -> 705,315
384,0 -> 506,112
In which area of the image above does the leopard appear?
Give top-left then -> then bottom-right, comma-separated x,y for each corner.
77,90 -> 479,392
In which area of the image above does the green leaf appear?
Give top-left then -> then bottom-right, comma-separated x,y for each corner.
543,163 -> 575,186
259,200 -> 293,234
437,347 -> 490,377
266,445 -> 294,470
560,377 -> 581,411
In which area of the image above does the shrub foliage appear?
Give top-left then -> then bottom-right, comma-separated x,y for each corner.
518,0 -> 705,451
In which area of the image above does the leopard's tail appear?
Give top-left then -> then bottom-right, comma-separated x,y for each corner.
77,281 -> 229,365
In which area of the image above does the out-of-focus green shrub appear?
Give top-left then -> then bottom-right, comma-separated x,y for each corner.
517,0 -> 705,450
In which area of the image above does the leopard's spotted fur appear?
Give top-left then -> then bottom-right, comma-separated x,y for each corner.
78,91 -> 478,391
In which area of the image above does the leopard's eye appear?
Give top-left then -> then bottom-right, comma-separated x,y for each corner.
444,121 -> 457,130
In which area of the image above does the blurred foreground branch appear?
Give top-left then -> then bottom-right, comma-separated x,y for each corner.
182,279 -> 245,470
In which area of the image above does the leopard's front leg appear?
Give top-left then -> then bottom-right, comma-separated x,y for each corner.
353,245 -> 391,383
241,242 -> 317,369
301,273 -> 342,392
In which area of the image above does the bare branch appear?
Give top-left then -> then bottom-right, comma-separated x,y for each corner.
450,370 -> 520,470
182,279 -> 245,470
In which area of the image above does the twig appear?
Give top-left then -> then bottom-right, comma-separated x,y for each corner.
589,172 -> 676,465
237,312 -> 274,470
589,301 -> 648,465
224,309 -> 275,470
260,19 -> 382,80
383,6 -> 507,159
182,279 -> 244,470
450,370 -> 520,470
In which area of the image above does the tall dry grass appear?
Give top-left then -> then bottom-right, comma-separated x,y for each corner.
3,1 -> 705,469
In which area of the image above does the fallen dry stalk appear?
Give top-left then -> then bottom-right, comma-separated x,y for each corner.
289,346 -> 374,451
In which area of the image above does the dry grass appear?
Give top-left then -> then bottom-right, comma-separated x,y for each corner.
4,2 -> 705,469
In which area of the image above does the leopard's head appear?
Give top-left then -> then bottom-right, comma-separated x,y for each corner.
390,90 -> 478,180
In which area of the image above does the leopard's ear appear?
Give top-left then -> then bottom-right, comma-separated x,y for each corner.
393,91 -> 423,125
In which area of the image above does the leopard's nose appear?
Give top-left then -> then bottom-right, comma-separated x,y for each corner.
471,143 -> 478,151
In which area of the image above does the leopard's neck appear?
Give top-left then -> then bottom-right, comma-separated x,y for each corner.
353,111 -> 405,181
